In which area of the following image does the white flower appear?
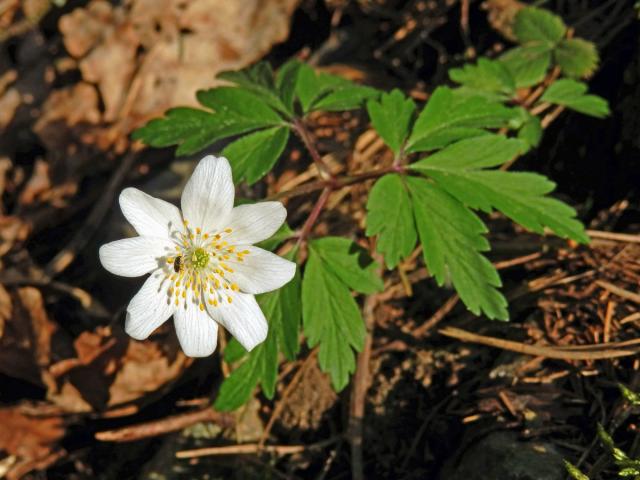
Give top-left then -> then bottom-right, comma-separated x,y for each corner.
99,155 -> 296,357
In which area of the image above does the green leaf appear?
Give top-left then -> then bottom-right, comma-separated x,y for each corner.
411,135 -> 588,243
257,253 -> 302,361
197,87 -> 285,125
214,351 -> 261,411
406,177 -> 508,320
366,174 -> 418,268
276,60 -> 303,114
221,126 -> 290,185
514,7 -> 566,47
518,113 -> 543,149
216,252 -> 301,410
294,63 -> 378,113
563,461 -> 590,480
554,38 -> 599,78
312,84 -> 379,112
406,87 -> 517,152
218,62 -> 289,116
540,79 -> 609,118
500,45 -> 552,88
132,107 -> 268,156
366,89 -> 416,155
449,58 -> 516,99
309,237 -> 383,294
302,250 -> 366,390
223,338 -> 247,363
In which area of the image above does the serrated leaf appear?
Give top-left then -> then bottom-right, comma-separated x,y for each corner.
406,87 -> 517,153
309,237 -> 383,294
276,60 -> 303,113
214,351 -> 261,411
411,135 -> 588,243
218,62 -> 289,116
216,252 -> 301,410
295,63 -> 378,113
302,251 -> 366,390
406,177 -> 508,320
554,38 -> 599,78
564,461 -> 590,480
257,252 -> 301,361
518,113 -> 543,149
540,79 -> 609,118
366,174 -> 417,268
366,89 -> 416,155
197,87 -> 285,125
132,107 -> 265,156
449,57 -> 516,99
500,44 -> 552,88
514,7 -> 566,47
222,126 -> 290,185
312,84 -> 379,112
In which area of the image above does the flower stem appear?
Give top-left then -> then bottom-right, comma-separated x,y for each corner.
295,187 -> 332,249
293,118 -> 334,180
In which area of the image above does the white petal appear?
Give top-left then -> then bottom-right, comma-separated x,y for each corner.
206,291 -> 267,352
181,155 -> 234,234
120,188 -> 183,238
223,202 -> 287,245
174,303 -> 219,357
125,271 -> 175,340
225,246 -> 296,294
99,236 -> 174,277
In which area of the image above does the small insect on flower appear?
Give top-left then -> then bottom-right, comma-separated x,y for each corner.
98,155 -> 296,357
173,255 -> 182,273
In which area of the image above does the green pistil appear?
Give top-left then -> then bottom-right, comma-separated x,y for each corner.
191,248 -> 210,269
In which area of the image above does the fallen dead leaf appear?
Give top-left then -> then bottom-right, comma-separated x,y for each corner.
42,0 -> 300,153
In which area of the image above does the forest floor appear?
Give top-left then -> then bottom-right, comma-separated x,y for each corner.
0,1 -> 640,479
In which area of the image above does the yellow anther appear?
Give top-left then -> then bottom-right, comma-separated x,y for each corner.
175,298 -> 179,305
199,303 -> 205,311
231,283 -> 239,291
167,257 -> 174,264
183,219 -> 189,226
196,227 -> 201,234
181,291 -> 186,299
204,233 -> 209,239
224,228 -> 232,233
228,246 -> 235,253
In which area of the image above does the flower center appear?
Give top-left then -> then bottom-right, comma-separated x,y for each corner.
191,248 -> 209,269
163,219 -> 250,311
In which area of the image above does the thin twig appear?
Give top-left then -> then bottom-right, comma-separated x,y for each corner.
176,436 -> 341,459
587,230 -> 640,244
596,281 -> 640,305
348,289 -> 380,480
439,326 -> 640,360
95,407 -> 234,442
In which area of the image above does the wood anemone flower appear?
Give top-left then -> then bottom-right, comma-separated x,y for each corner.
99,155 -> 296,357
